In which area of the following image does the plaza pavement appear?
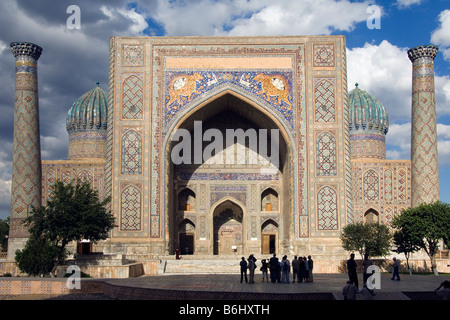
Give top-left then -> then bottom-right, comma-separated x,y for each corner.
94,272 -> 448,300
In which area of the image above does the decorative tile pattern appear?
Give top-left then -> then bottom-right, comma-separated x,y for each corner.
122,44 -> 144,66
313,43 -> 335,68
120,184 -> 142,231
164,71 -> 294,129
317,186 -> 338,230
397,168 -> 407,202
122,75 -> 143,119
121,129 -> 143,175
314,78 -> 335,122
316,132 -> 337,176
383,169 -> 393,201
210,185 -> 247,207
77,170 -> 93,184
363,169 -> 379,201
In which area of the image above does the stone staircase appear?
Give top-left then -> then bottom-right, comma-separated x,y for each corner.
160,255 -> 244,274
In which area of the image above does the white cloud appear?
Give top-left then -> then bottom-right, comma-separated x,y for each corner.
386,123 -> 411,160
150,0 -> 371,36
347,40 -> 450,123
395,0 -> 422,8
431,10 -> 450,62
347,41 -> 412,123
431,10 -> 450,46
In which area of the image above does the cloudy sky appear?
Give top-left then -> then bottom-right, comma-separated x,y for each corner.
0,0 -> 449,220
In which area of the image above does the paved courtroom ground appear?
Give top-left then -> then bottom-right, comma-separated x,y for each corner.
104,272 -> 447,300
1,273 -> 448,300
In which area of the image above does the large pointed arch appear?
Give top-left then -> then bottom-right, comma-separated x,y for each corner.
162,88 -> 297,255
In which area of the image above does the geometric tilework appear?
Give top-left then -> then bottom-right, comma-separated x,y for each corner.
120,184 -> 142,231
397,169 -> 407,202
383,169 -> 393,201
314,78 -> 335,122
363,169 -> 379,201
77,170 -> 93,184
123,45 -> 144,66
316,132 -> 337,176
45,170 -> 56,201
122,75 -> 143,119
384,207 -> 393,225
121,129 -> 142,175
317,186 -> 338,230
313,43 -> 335,68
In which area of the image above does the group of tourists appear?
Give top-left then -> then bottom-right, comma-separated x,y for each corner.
240,253 -> 313,284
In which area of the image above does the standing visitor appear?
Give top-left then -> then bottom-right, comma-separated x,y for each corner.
299,256 -> 305,283
391,257 -> 400,281
362,253 -> 373,286
260,259 -> 269,282
248,254 -> 256,283
240,257 -> 248,283
347,253 -> 359,289
269,253 -> 279,283
307,255 -> 314,282
281,255 -> 290,283
291,256 -> 300,283
342,280 -> 359,300
304,256 -> 310,282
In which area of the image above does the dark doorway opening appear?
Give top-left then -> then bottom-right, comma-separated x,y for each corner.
179,233 -> 194,254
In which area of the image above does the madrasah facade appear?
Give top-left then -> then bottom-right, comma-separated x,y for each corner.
5,36 -> 441,272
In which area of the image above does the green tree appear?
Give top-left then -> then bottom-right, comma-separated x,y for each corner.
392,229 -> 421,275
392,201 -> 450,276
340,222 -> 392,259
17,180 -> 116,274
0,217 -> 9,252
15,234 -> 60,276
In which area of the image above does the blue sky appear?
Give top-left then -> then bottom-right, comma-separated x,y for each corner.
0,0 -> 449,220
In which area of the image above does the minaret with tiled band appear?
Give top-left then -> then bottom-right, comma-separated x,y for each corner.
7,42 -> 43,259
408,45 -> 440,207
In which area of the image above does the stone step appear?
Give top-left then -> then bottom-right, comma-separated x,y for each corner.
163,258 -> 244,274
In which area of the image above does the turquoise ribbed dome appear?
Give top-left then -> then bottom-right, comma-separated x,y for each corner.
66,82 -> 108,133
348,84 -> 389,134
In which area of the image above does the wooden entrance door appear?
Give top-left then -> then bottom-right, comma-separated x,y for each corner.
261,233 -> 276,254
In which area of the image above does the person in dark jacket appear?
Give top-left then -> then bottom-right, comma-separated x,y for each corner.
269,253 -> 279,283
240,257 -> 248,283
347,253 -> 359,289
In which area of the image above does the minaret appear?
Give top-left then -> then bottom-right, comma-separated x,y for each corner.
407,45 -> 440,207
7,42 -> 43,259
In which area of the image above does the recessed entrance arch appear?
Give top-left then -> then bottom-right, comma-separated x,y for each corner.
164,90 -> 294,255
211,199 -> 245,255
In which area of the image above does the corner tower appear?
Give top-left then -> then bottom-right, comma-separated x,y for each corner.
8,42 -> 43,259
408,45 -> 440,206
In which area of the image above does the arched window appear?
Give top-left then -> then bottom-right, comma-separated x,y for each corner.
261,188 -> 279,211
178,188 -> 196,211
364,208 -> 379,224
